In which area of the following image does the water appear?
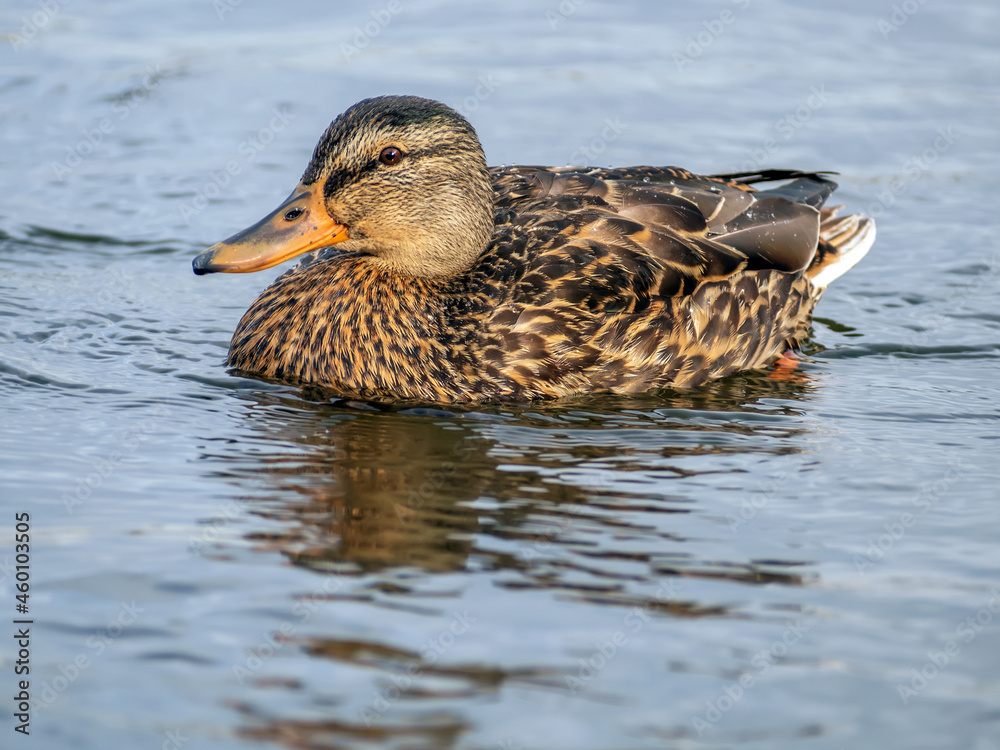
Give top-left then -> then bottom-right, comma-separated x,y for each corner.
2,1 -> 999,748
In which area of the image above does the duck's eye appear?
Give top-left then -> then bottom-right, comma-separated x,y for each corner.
379,147 -> 403,166
284,207 -> 303,221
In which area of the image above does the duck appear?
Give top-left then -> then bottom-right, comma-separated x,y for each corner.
192,95 -> 875,403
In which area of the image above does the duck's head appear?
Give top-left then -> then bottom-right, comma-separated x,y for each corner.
192,95 -> 494,279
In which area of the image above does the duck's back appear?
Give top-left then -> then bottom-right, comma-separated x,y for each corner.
448,166 -> 874,399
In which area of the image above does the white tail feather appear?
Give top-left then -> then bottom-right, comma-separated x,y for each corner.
809,214 -> 876,289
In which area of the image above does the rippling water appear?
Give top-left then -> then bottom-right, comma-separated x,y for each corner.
2,1 -> 999,748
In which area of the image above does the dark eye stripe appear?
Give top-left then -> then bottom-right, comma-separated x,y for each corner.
322,148 -> 438,198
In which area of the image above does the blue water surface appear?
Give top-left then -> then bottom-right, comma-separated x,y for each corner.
1,1 -> 999,749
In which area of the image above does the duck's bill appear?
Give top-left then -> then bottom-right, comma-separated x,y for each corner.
192,183 -> 348,275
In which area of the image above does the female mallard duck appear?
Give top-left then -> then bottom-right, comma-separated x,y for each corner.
193,95 -> 874,403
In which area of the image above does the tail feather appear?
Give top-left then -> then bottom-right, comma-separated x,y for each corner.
756,176 -> 837,209
806,206 -> 876,288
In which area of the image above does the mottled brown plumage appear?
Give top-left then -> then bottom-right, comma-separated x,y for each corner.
193,96 -> 875,403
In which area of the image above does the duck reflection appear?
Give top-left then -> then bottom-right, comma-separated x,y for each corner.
206,371 -> 819,750
202,366 -> 817,584
220,401 -> 495,572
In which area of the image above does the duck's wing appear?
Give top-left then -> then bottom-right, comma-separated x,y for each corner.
467,166 -> 844,396
487,165 -> 835,313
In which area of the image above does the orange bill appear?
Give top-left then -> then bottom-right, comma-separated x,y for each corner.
192,182 -> 348,275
